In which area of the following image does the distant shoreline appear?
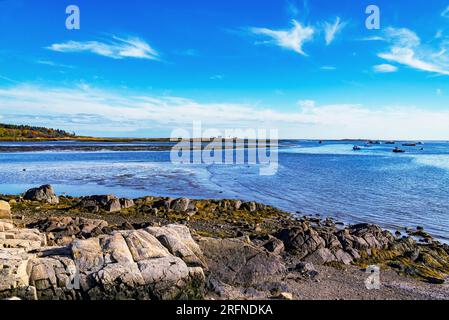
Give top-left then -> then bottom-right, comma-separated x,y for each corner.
0,137 -> 442,142
0,138 -> 440,153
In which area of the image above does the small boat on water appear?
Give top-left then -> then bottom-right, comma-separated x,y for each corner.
393,147 -> 406,153
384,141 -> 395,145
353,146 -> 362,151
402,143 -> 417,147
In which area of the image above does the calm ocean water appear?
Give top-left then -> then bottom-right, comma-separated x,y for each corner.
1,140 -> 448,241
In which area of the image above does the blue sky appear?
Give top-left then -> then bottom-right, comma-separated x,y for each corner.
0,0 -> 449,139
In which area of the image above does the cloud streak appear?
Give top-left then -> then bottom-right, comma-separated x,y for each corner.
373,64 -> 398,73
442,6 -> 449,18
378,27 -> 449,76
250,20 -> 314,55
47,36 -> 159,60
323,17 -> 346,45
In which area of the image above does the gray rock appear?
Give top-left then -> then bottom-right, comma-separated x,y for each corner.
305,248 -> 336,265
334,249 -> 353,265
138,256 -> 199,300
276,225 -> 326,259
1,223 -> 206,300
89,262 -> 147,299
28,217 -> 109,245
100,233 -> 134,264
120,199 -> 135,209
104,198 -> 121,213
71,238 -> 104,274
152,198 -> 173,210
145,224 -> 207,268
263,236 -> 285,255
296,261 -> 318,278
24,185 -> 59,204
77,195 -> 121,213
170,198 -> 196,212
346,247 -> 361,260
198,237 -> 286,286
120,230 -> 170,262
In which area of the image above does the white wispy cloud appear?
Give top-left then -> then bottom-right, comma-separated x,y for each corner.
0,75 -> 19,83
36,60 -> 75,69
442,6 -> 449,18
2,84 -> 449,139
47,36 -> 159,60
250,20 -> 314,56
378,27 -> 449,76
323,17 -> 346,45
383,27 -> 420,47
210,74 -> 224,80
361,36 -> 385,41
379,48 -> 449,75
286,1 -> 299,17
373,64 -> 398,73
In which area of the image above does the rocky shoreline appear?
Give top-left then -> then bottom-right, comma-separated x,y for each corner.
1,185 -> 449,300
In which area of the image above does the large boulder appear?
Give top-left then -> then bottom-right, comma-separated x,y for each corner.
24,185 -> 59,204
198,237 -> 286,286
71,238 -> 105,274
119,230 -> 170,262
138,256 -> 190,299
276,225 -> 326,259
89,262 -> 147,300
0,248 -> 33,294
170,198 -> 196,213
145,224 -> 207,268
0,200 -> 11,219
100,232 -> 134,264
28,256 -> 79,299
104,198 -> 121,213
305,248 -> 336,265
1,223 -> 206,300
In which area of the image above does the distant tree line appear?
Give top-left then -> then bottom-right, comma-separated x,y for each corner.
0,123 -> 76,139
